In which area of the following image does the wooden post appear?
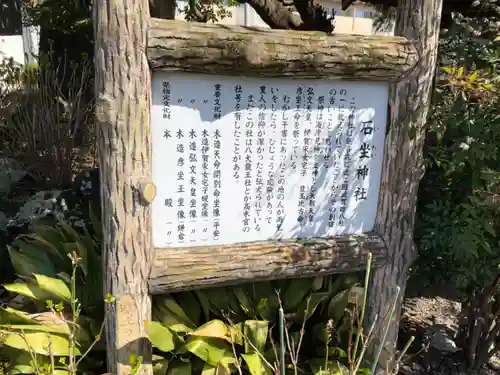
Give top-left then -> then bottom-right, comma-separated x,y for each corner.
94,0 -> 153,374
366,0 -> 443,371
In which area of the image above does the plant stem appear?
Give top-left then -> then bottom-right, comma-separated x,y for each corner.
279,307 -> 286,375
353,253 -> 372,362
370,286 -> 401,375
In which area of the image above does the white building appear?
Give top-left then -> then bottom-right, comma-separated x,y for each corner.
176,0 -> 394,36
0,0 -> 393,66
0,0 -> 39,65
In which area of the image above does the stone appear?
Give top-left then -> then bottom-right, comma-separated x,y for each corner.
429,327 -> 459,353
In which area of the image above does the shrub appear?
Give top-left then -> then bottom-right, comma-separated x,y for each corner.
413,17 -> 500,370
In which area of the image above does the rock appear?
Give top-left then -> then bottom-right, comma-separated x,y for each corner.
428,327 -> 459,353
6,189 -> 64,228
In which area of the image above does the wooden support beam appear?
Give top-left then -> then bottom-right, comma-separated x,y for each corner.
149,233 -> 388,294
147,19 -> 417,81
94,0 -> 153,374
365,0 -> 444,372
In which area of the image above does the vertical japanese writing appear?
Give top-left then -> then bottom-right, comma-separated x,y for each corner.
162,81 -> 171,120
176,128 -> 185,243
307,94 -> 324,223
214,84 -> 222,120
201,128 -> 210,219
254,86 -> 267,230
355,119 -> 373,202
213,129 -> 222,240
188,130 -> 197,225
266,88 -> 278,225
339,89 -> 353,227
276,94 -> 290,233
242,93 -> 255,233
295,86 -> 306,225
327,89 -> 339,228
233,85 -> 243,181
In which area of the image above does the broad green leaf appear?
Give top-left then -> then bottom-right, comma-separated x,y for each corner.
295,293 -> 330,322
7,244 -> 56,278
3,282 -> 53,302
241,353 -> 272,375
153,356 -> 169,375
154,296 -> 195,328
175,292 -> 202,326
0,330 -> 79,356
230,323 -> 244,346
189,320 -> 230,342
166,360 -> 191,375
234,287 -> 254,316
145,321 -> 181,352
243,320 -> 268,353
312,276 -> 324,291
152,304 -> 194,333
194,290 -> 212,321
0,307 -> 38,325
327,289 -> 349,323
0,323 -> 69,335
33,274 -> 71,302
283,279 -> 311,311
201,364 -> 230,375
186,336 -> 235,368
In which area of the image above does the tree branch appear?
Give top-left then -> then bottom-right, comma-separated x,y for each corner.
242,0 -> 303,29
292,0 -> 333,32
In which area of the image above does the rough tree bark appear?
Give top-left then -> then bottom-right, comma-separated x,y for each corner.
365,0 -> 443,372
93,0 -> 153,374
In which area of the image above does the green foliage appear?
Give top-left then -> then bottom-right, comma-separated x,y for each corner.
0,218 -> 106,375
413,16 -> 500,370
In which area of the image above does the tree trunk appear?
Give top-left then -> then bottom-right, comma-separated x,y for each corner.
93,0 -> 153,373
365,0 -> 443,372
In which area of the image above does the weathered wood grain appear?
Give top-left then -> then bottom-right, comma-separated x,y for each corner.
147,19 -> 418,81
94,0 -> 152,373
149,233 -> 388,294
366,0 -> 444,373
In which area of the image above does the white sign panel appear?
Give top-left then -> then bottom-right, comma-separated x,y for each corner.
151,73 -> 389,248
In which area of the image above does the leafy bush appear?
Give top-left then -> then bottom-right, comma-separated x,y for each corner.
0,216 -> 106,375
0,56 -> 95,189
413,18 -> 500,370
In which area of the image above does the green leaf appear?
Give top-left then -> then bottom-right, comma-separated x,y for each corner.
243,320 -> 268,354
7,244 -> 56,278
145,321 -> 182,352
189,320 -> 231,342
0,307 -> 40,325
194,290 -> 212,321
175,292 -> 202,326
152,356 -> 169,375
283,279 -> 312,311
327,289 -> 349,324
201,363 -> 230,375
0,323 -> 69,336
230,323 -> 244,346
33,274 -> 71,302
155,296 -> 196,328
166,360 -> 192,375
309,358 -> 348,375
0,330 -> 79,356
186,336 -> 235,369
234,287 -> 254,316
3,282 -> 54,302
295,293 -> 330,322
241,353 -> 272,375
153,302 -> 195,333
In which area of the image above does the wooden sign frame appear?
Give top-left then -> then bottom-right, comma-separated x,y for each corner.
94,1 -> 442,373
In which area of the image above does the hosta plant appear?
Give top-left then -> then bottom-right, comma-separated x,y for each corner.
0,217 -> 107,375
